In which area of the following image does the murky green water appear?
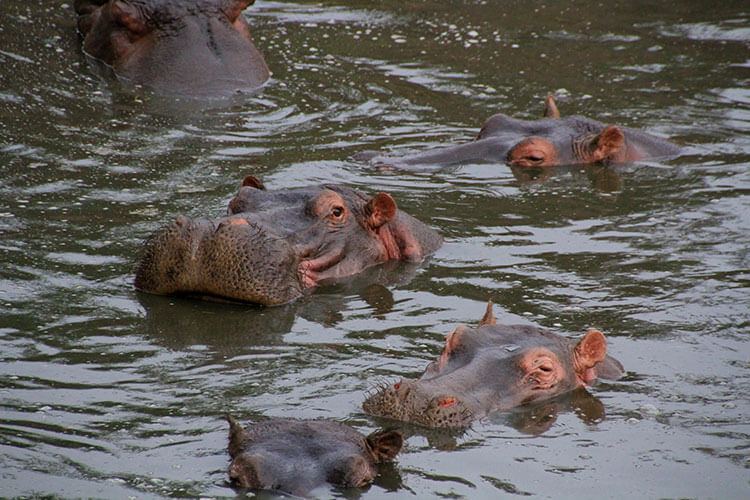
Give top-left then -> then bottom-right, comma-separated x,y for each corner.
1,1 -> 748,498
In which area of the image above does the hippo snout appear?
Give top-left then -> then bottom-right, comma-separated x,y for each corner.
363,380 -> 474,429
134,216 -> 305,305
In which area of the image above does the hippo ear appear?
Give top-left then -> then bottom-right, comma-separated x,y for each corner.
222,0 -> 253,23
573,329 -> 608,383
543,93 -> 560,118
241,175 -> 266,190
589,126 -> 625,162
365,429 -> 403,462
225,414 -> 249,458
110,1 -> 150,36
478,300 -> 496,326
364,192 -> 397,229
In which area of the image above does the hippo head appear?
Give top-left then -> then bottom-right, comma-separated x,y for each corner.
134,176 -> 442,305
74,0 -> 269,96
375,94 -> 680,170
225,415 -> 402,495
363,302 -> 624,428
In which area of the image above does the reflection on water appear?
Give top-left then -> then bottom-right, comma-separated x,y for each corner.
1,0 -> 749,499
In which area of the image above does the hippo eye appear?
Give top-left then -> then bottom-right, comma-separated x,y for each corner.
330,206 -> 345,219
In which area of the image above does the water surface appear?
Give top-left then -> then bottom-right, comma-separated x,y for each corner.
1,1 -> 748,498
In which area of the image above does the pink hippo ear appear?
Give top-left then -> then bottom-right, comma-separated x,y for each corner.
589,126 -> 625,162
364,192 -> 397,229
478,300 -> 496,326
365,429 -> 403,462
241,175 -> 266,190
110,1 -> 150,36
543,93 -> 560,118
222,1 -> 254,24
573,329 -> 608,385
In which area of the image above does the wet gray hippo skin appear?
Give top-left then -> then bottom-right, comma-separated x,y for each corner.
225,415 -> 402,495
134,176 -> 443,305
74,0 -> 270,96
363,301 -> 624,428
369,95 -> 681,169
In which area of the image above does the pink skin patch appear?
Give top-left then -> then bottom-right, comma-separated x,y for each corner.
224,219 -> 249,226
579,367 -> 597,386
437,397 -> 457,408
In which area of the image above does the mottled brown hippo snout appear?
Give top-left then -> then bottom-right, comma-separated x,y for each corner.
363,379 -> 475,428
134,214 -> 305,305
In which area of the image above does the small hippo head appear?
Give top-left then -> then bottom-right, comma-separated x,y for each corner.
375,94 -> 680,171
477,94 -> 679,168
225,415 -> 402,495
363,301 -> 624,428
75,0 -> 269,96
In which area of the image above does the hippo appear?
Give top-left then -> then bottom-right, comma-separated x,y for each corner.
225,415 -> 402,495
74,0 -> 270,96
134,176 -> 442,305
363,301 -> 624,428
365,94 -> 681,170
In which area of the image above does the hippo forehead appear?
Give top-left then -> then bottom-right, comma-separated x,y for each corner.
230,184 -> 369,216
244,420 -> 366,456
127,0 -> 236,23
481,114 -> 606,142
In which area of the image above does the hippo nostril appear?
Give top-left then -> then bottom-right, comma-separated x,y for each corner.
437,396 -> 457,408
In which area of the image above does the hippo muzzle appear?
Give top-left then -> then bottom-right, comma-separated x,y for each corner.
134,215 -> 305,305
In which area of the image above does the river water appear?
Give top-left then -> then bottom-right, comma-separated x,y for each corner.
1,1 -> 748,499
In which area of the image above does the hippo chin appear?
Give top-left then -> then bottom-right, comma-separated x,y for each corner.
134,176 -> 442,305
74,0 -> 270,96
367,94 -> 681,170
363,301 -> 624,428
225,415 -> 402,495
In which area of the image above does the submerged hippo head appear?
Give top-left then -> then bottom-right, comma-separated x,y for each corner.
74,0 -> 269,96
225,415 -> 402,495
134,176 -> 442,305
370,94 -> 680,170
363,301 -> 624,428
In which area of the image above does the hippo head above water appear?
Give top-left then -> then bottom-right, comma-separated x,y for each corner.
134,176 -> 442,305
363,301 -> 624,428
74,0 -> 270,96
368,94 -> 681,170
225,415 -> 402,495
